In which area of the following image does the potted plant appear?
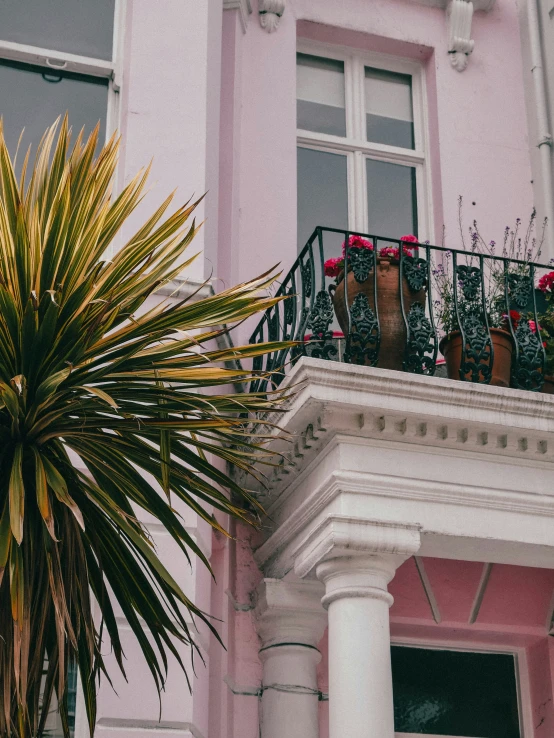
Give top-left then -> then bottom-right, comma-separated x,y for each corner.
324,235 -> 427,370
434,207 -> 546,387
536,271 -> 554,393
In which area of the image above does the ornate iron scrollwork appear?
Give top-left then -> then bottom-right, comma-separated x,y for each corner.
301,261 -> 312,298
456,264 -> 482,300
284,288 -> 294,325
404,303 -> 436,374
512,318 -> 544,391
267,309 -> 279,342
348,247 -> 374,283
507,273 -> 532,309
307,290 -> 337,360
344,292 -> 379,365
403,256 -> 428,292
459,313 -> 492,383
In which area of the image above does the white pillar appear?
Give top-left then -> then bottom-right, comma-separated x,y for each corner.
254,578 -> 327,738
294,516 -> 421,738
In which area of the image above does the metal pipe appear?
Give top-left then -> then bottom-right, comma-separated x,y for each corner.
527,0 -> 554,254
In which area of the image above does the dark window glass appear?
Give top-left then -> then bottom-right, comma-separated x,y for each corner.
392,646 -> 521,737
365,67 -> 414,149
297,53 -> 346,137
297,147 -> 348,251
0,0 -> 115,60
366,158 -> 417,239
0,59 -> 108,162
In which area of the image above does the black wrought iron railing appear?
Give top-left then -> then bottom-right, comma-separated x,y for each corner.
249,227 -> 552,393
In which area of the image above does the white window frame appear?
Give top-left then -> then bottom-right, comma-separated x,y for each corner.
0,0 -> 126,142
391,637 -> 534,738
297,40 -> 434,243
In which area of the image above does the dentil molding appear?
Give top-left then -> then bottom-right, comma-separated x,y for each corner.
259,0 -> 285,32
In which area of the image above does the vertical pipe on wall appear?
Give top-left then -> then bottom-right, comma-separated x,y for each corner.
527,0 -> 554,252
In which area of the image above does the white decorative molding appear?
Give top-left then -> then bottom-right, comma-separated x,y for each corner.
448,0 -> 475,71
253,578 -> 326,649
293,516 -> 421,580
259,0 -> 285,32
223,0 -> 252,33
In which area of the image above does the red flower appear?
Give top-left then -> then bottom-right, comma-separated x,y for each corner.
324,257 -> 343,278
538,271 -> 554,293
341,235 -> 373,256
400,234 -> 419,243
379,245 -> 414,260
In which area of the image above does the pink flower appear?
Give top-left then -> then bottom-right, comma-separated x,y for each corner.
378,244 -> 415,260
341,235 -> 373,256
538,271 -> 554,293
324,257 -> 343,278
400,234 -> 419,243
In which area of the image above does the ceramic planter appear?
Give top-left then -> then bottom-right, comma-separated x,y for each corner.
439,328 -> 513,387
331,256 -> 426,370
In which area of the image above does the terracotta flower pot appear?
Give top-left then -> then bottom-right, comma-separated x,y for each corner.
542,376 -> 554,394
439,328 -> 513,387
331,256 -> 426,370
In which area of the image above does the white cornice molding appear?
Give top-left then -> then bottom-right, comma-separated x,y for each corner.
223,0 -> 252,33
259,0 -> 285,32
293,516 -> 421,580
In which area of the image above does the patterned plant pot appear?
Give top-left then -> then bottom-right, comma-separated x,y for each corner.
331,256 -> 426,370
439,328 -> 513,387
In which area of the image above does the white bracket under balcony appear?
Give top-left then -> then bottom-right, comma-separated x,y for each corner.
259,0 -> 285,32
410,0 -> 496,71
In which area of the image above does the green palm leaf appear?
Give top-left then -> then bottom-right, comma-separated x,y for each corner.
0,119 -> 291,737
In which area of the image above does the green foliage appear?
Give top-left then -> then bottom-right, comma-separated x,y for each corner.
0,119 -> 290,736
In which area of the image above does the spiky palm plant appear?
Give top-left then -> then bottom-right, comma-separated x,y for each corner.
0,119 -> 289,737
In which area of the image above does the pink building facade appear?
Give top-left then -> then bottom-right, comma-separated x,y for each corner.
7,1 -> 554,737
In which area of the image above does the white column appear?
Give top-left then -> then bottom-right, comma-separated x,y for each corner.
254,578 -> 327,738
294,516 -> 421,738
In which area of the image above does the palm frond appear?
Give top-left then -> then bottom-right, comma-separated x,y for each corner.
0,118 -> 291,737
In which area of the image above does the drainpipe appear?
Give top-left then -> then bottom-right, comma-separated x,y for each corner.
527,0 -> 554,254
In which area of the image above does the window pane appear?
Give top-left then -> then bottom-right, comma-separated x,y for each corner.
0,0 -> 115,60
0,60 -> 108,164
392,646 -> 521,737
365,67 -> 414,149
297,147 -> 348,250
366,158 -> 417,239
297,53 -> 346,137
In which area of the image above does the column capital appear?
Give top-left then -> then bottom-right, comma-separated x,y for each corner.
293,515 -> 421,580
254,577 -> 327,650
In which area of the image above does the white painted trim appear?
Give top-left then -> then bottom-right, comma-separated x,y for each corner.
296,132 -> 426,165
0,40 -> 114,78
391,638 -> 534,738
296,39 -> 433,242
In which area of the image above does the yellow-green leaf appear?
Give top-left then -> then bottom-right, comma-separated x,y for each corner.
9,444 -> 24,544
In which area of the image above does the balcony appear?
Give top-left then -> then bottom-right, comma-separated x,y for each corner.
249,227 -> 553,393
244,228 -> 554,738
